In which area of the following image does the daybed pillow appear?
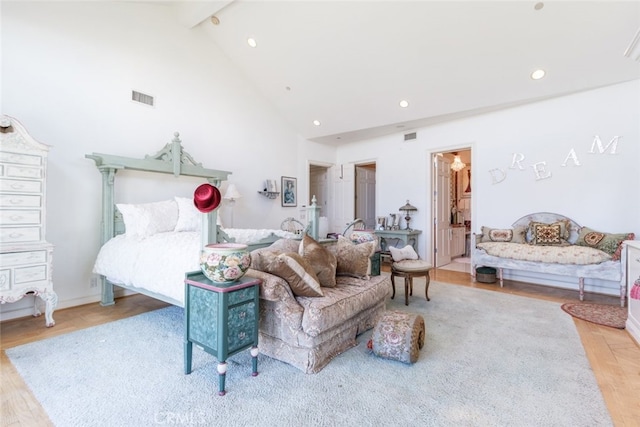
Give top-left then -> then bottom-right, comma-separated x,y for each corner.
576,227 -> 634,261
299,235 -> 338,288
117,199 -> 178,239
262,252 -> 323,297
529,221 -> 570,246
480,226 -> 526,244
249,249 -> 281,272
174,196 -> 222,232
328,235 -> 376,279
269,238 -> 302,253
389,245 -> 418,262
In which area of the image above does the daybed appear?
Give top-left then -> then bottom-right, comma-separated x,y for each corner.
471,212 -> 632,307
87,134 -> 391,374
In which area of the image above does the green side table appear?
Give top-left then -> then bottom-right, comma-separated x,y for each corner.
184,271 -> 261,396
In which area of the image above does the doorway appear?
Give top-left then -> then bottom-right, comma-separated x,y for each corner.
431,149 -> 472,273
355,163 -> 376,229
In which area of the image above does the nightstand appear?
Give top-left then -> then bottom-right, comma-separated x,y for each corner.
184,272 -> 261,396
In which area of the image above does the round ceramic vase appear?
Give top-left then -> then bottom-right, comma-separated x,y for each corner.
200,243 -> 251,283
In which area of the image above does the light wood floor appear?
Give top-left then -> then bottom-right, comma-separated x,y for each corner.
1,269 -> 639,426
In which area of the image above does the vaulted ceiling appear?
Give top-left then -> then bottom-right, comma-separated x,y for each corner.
171,1 -> 640,145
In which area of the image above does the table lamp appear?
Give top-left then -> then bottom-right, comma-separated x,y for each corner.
399,200 -> 417,230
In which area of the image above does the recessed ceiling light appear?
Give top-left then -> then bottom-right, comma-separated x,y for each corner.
210,16 -> 220,25
399,100 -> 409,108
247,38 -> 257,48
531,69 -> 546,80
313,120 -> 321,126
534,2 -> 544,11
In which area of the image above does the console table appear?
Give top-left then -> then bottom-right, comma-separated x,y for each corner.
184,272 -> 261,396
375,229 -> 422,261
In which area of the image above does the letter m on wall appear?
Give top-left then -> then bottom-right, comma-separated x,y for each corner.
589,135 -> 620,154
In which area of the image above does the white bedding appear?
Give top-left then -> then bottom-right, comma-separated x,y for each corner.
92,228 -> 296,305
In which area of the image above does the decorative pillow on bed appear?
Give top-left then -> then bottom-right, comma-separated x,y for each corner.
299,235 -> 338,288
328,236 -> 376,279
116,200 -> 178,239
389,245 -> 418,262
262,252 -> 323,297
529,222 -> 569,245
575,227 -> 634,261
527,220 -> 571,244
480,226 -> 526,244
529,220 -> 571,246
174,196 -> 222,232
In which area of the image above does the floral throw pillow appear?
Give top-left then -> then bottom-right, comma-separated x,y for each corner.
480,226 -> 526,244
530,223 -> 565,245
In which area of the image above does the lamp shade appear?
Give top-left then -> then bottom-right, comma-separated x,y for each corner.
399,200 -> 417,212
224,183 -> 242,200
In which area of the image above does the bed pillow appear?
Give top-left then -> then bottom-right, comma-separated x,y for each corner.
328,236 -> 376,279
174,196 -> 223,232
527,220 -> 571,244
117,199 -> 178,239
480,226 -> 526,244
268,238 -> 303,253
299,235 -> 338,288
262,252 -> 323,297
575,227 -> 634,261
389,245 -> 418,262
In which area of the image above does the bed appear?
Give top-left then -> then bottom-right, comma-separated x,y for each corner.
86,133 -> 321,307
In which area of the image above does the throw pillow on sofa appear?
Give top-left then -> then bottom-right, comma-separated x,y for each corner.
262,252 -> 324,297
299,234 -> 338,288
328,236 -> 376,279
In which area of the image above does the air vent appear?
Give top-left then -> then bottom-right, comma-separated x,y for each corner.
404,132 -> 417,141
131,90 -> 154,106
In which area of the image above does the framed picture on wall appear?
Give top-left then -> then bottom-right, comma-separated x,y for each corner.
281,176 -> 297,207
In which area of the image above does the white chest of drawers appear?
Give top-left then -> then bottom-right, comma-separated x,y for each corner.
0,116 -> 57,327
625,241 -> 640,345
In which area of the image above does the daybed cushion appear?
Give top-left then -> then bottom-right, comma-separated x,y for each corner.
476,242 -> 612,264
575,227 -> 634,261
299,235 -> 338,288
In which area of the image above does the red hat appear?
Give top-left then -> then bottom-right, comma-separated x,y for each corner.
193,183 -> 221,213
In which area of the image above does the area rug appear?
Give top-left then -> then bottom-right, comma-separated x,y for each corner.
561,302 -> 627,329
6,282 -> 612,427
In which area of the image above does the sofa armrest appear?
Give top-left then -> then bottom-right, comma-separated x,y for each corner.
246,269 -> 300,306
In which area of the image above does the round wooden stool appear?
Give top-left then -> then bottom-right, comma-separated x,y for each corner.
391,260 -> 433,306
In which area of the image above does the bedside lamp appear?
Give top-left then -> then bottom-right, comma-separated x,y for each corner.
399,200 -> 417,230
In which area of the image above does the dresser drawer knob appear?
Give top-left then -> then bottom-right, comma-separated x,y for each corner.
238,331 -> 246,340
9,199 -> 23,205
238,311 -> 246,319
10,215 -> 24,221
10,183 -> 25,189
9,232 -> 23,238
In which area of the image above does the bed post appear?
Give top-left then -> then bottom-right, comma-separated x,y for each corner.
307,196 -> 320,240
98,166 -> 120,306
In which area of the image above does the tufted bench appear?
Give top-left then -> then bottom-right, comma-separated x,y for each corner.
368,310 -> 425,364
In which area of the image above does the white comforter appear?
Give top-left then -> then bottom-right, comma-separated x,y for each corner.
92,229 -> 296,305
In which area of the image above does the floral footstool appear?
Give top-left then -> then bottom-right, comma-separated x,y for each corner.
368,310 -> 425,364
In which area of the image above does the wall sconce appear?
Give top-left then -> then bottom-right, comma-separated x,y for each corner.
223,183 -> 242,227
399,200 -> 417,230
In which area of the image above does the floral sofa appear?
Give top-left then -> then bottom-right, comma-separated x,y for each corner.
471,212 -> 633,306
246,235 -> 391,374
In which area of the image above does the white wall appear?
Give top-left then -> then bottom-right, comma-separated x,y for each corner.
2,2 -> 638,320
338,80 -> 640,294
1,2 -> 335,320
